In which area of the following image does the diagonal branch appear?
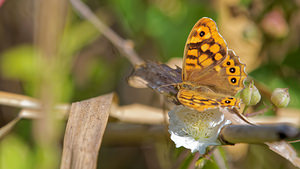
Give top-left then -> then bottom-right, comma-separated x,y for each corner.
70,0 -> 144,66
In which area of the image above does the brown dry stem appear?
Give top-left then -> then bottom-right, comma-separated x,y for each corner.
60,93 -> 113,169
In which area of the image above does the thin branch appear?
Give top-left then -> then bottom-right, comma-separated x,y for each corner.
70,0 -> 144,66
0,91 -> 70,112
219,124 -> 300,144
0,90 -> 299,144
0,116 -> 21,139
110,103 -> 167,124
0,91 -> 41,109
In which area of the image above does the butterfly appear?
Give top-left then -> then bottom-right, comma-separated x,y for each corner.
177,17 -> 247,112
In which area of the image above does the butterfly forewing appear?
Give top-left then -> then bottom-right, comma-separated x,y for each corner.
177,17 -> 247,112
182,17 -> 228,82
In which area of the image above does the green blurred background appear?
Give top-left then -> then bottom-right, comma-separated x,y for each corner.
0,0 -> 300,168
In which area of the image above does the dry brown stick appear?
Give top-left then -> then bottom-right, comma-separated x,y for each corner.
0,116 -> 21,140
60,93 -> 113,169
70,0 -> 144,66
1,91 -> 299,145
1,90 -> 299,142
219,124 -> 300,144
0,90 -> 165,124
0,91 -> 70,113
0,91 -> 41,109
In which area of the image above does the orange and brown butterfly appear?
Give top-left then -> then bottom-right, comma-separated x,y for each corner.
177,17 -> 247,112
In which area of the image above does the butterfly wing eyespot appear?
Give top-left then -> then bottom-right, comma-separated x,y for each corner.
219,97 -> 240,108
223,50 -> 247,91
199,31 -> 205,37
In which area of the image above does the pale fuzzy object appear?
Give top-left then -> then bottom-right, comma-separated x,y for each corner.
271,88 -> 290,108
168,106 -> 231,154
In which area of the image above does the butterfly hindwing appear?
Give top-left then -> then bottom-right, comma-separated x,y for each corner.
177,89 -> 240,112
221,49 -> 247,94
190,49 -> 247,96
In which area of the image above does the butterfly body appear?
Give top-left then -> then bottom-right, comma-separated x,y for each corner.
177,17 -> 247,112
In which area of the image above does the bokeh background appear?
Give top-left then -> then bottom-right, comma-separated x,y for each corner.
0,0 -> 300,169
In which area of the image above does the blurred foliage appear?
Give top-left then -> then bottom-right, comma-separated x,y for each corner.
110,0 -> 215,61
1,46 -> 38,95
0,0 -> 300,168
0,134 -> 34,169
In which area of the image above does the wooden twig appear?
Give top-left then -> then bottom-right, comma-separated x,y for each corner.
219,124 -> 300,144
0,89 -> 299,146
222,108 -> 300,168
0,89 -> 299,126
70,0 -> 144,66
60,93 -> 113,169
0,91 -> 41,109
0,91 -> 70,113
110,103 -> 167,124
0,90 -> 300,168
0,116 -> 21,140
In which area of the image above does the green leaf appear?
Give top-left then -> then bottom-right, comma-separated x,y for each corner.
60,19 -> 101,58
1,45 -> 37,81
0,134 -> 33,169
